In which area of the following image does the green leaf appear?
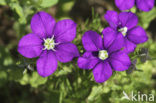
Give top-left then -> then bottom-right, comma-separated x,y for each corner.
40,0 -> 59,8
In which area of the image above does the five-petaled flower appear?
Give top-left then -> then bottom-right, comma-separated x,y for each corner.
18,11 -> 79,77
104,10 -> 148,53
77,30 -> 131,83
115,0 -> 155,12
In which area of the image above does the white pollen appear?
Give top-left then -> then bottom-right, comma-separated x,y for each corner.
118,27 -> 128,36
98,50 -> 108,60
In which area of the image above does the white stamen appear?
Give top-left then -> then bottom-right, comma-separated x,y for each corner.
98,50 -> 108,60
118,27 -> 128,36
43,35 -> 59,51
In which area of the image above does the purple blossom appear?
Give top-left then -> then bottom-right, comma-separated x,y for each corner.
115,0 -> 155,12
77,30 -> 131,83
18,11 -> 79,77
104,10 -> 148,53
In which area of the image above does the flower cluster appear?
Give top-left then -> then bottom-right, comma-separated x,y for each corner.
18,0 -> 151,83
77,10 -> 148,83
115,0 -> 155,12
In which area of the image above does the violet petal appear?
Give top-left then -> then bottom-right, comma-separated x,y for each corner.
55,43 -> 79,63
115,0 -> 135,11
108,33 -> 124,53
102,27 -> 117,49
37,50 -> 57,77
31,11 -> 55,38
127,26 -> 148,44
82,30 -> 103,51
53,19 -> 77,43
93,61 -> 112,83
109,51 -> 131,71
123,38 -> 136,53
119,12 -> 138,30
104,10 -> 119,29
136,0 -> 155,12
18,33 -> 43,58
77,52 -> 99,69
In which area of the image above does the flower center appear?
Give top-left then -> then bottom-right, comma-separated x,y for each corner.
118,26 -> 128,36
98,50 -> 108,60
43,35 -> 59,51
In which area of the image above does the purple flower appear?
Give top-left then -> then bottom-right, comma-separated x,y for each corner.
115,0 -> 155,12
18,11 -> 79,77
104,10 -> 148,53
77,30 -> 131,83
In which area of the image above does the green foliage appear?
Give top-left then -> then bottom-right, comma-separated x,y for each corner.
19,71 -> 48,88
138,7 -> 156,29
0,0 -> 59,24
0,0 -> 6,5
40,0 -> 59,8
0,1 -> 156,103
